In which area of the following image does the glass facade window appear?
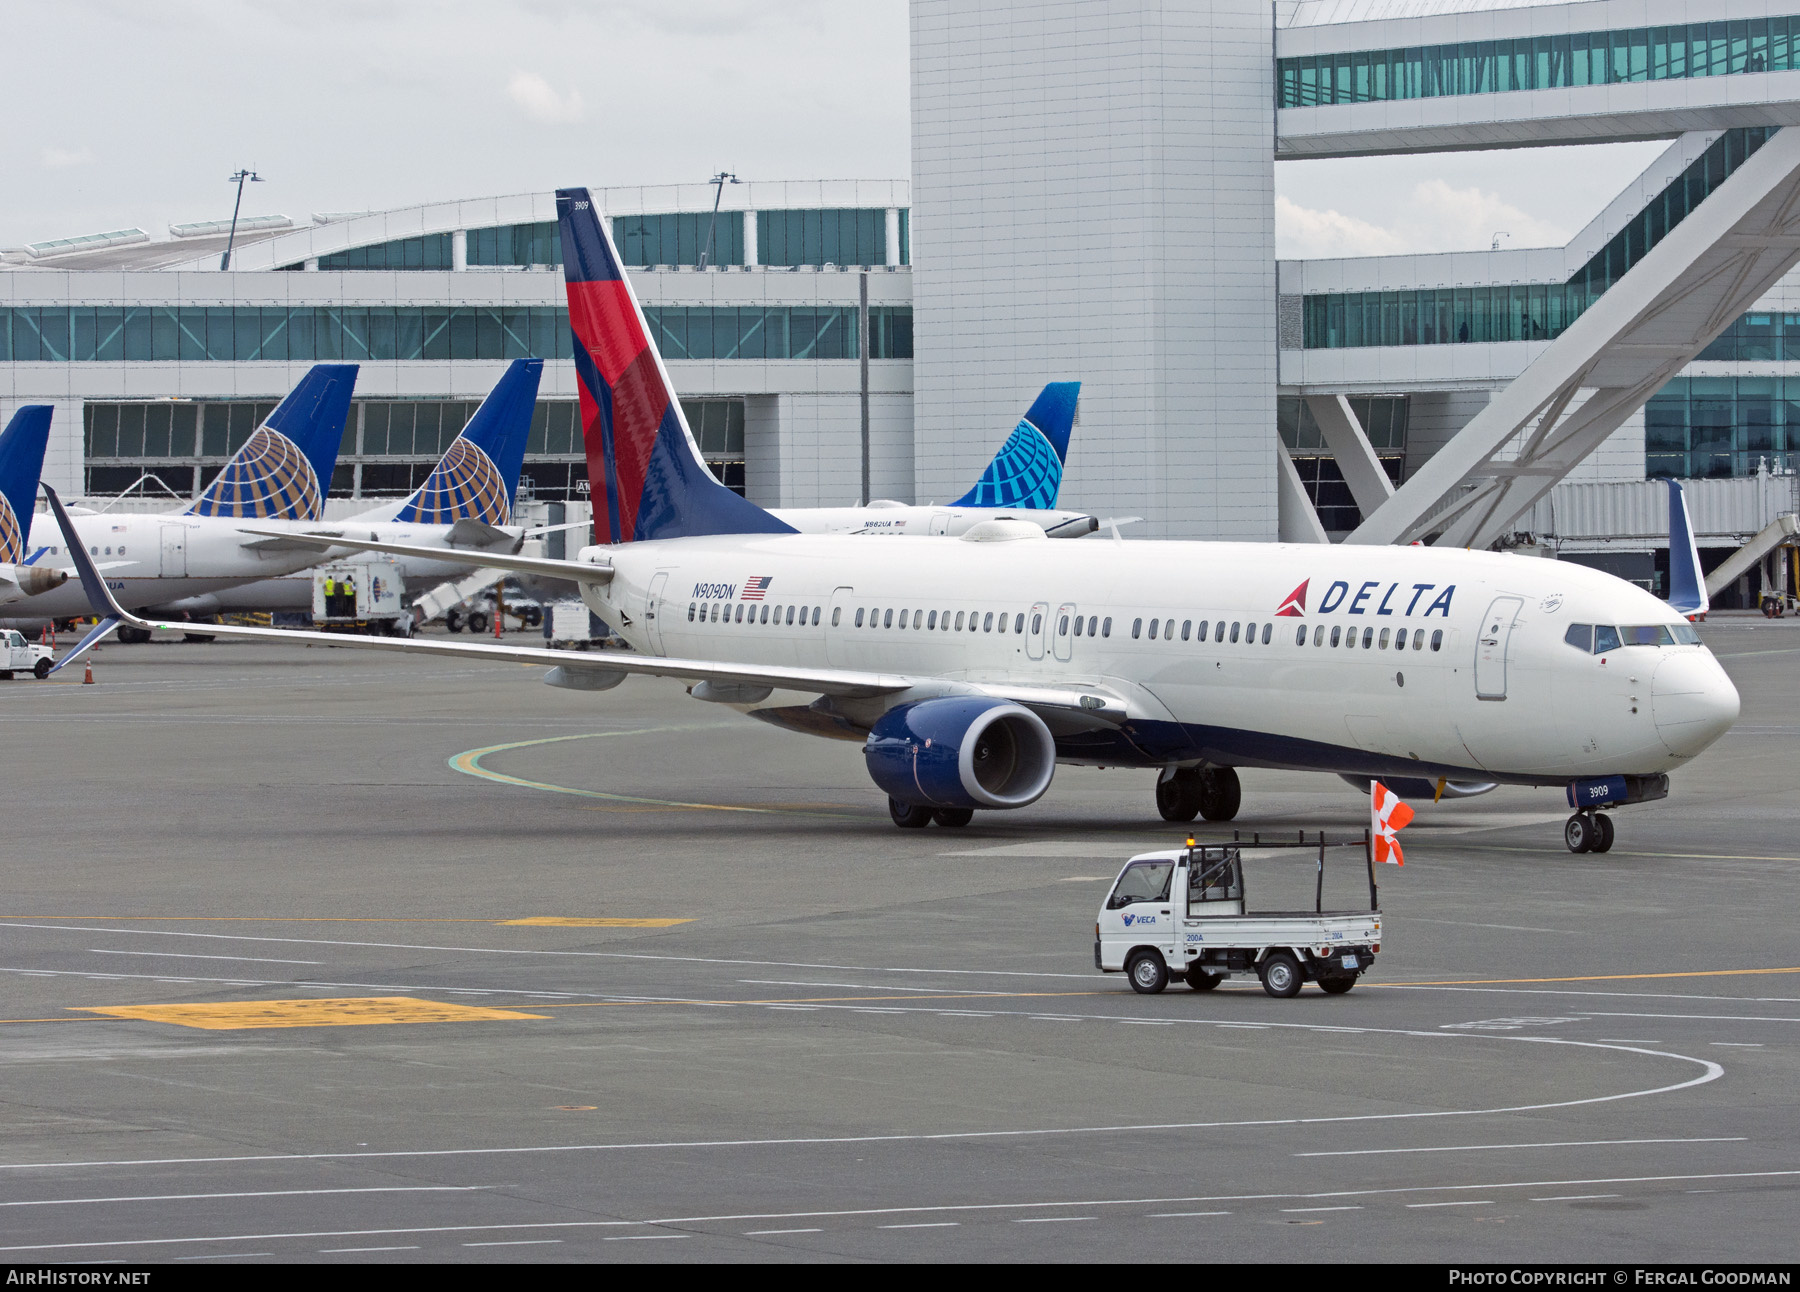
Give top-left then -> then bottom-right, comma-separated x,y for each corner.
614,212 -> 744,267
757,208 -> 887,267
467,221 -> 561,267
0,304 -> 909,363
1277,396 -> 1407,531
1645,377 -> 1800,478
682,398 -> 746,494
317,234 -> 453,271
1302,129 -> 1775,350
1278,18 -> 1800,108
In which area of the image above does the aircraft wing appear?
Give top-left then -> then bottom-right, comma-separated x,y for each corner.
237,526 -> 348,554
236,526 -> 609,586
47,487 -> 1129,719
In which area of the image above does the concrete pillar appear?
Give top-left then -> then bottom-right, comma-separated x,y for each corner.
303,257 -> 319,271
742,211 -> 758,267
885,208 -> 901,267
451,229 -> 467,271
1277,443 -> 1329,544
1305,394 -> 1395,517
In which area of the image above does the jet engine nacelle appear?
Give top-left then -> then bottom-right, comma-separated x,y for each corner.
864,697 -> 1056,810
0,563 -> 67,603
1338,774 -> 1497,801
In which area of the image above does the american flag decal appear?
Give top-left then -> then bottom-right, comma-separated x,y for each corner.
741,576 -> 772,601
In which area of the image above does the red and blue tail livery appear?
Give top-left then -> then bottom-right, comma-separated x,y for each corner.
557,187 -> 792,544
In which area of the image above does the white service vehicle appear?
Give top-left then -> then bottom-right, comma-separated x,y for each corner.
0,628 -> 55,680
548,600 -> 599,649
313,560 -> 407,634
1096,835 -> 1381,998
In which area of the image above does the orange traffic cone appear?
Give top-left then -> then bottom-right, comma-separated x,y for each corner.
82,658 -> 94,685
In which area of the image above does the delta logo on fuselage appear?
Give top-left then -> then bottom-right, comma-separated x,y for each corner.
1274,577 -> 1455,619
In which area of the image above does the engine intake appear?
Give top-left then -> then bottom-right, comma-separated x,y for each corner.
865,697 -> 1056,810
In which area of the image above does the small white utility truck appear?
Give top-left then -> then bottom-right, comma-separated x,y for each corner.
1095,832 -> 1382,998
312,560 -> 408,636
0,628 -> 55,680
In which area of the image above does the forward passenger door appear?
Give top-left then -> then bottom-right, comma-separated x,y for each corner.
1025,601 -> 1049,661
1474,596 -> 1524,700
1053,603 -> 1077,662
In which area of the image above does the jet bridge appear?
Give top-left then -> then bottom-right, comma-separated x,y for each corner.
1346,126 -> 1800,552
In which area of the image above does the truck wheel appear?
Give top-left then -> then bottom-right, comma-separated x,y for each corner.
1317,974 -> 1356,995
522,605 -> 543,628
1563,813 -> 1595,853
0,671 -> 12,680
33,658 -> 51,680
446,608 -> 465,633
1185,970 -> 1223,992
889,798 -> 933,829
931,807 -> 973,827
1591,813 -> 1615,853
1155,767 -> 1201,822
467,610 -> 490,634
1259,951 -> 1302,998
1127,951 -> 1169,995
1198,767 -> 1241,822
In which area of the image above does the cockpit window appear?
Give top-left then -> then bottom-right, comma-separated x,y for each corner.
1592,625 -> 1622,654
1107,860 -> 1173,909
1564,624 -> 1593,652
1621,624 -> 1675,647
1671,623 -> 1701,645
1581,623 -> 1697,654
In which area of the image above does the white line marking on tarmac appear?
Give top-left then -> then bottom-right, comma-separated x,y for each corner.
881,1222 -> 959,1229
1531,1194 -> 1620,1202
1014,1216 -> 1093,1223
175,1252 -> 275,1260
1407,1201 -> 1495,1208
603,1234 -> 688,1242
744,1228 -> 822,1235
1574,1011 -> 1800,1023
464,1240 -> 562,1247
1282,1206 -> 1362,1213
1150,1211 -> 1230,1218
3,1171 -> 1799,1254
0,1029 -> 1725,1173
1712,1042 -> 1765,1047
323,1246 -> 420,1253
1296,1137 -> 1744,1158
88,950 -> 324,965
0,1186 -> 492,1207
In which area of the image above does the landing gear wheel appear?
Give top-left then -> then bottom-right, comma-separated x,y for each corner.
1185,970 -> 1223,992
931,807 -> 974,827
446,608 -> 465,633
1198,767 -> 1241,822
1127,951 -> 1169,995
33,658 -> 51,680
117,626 -> 151,645
1592,812 -> 1615,853
466,610 -> 490,634
1564,813 -> 1596,853
889,798 -> 933,829
1155,767 -> 1203,822
1317,974 -> 1356,995
1258,951 -> 1302,998
183,633 -> 216,643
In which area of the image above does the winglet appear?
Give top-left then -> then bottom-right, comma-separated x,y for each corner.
42,484 -> 151,628
952,382 -> 1081,509
48,615 -> 120,674
1666,478 -> 1709,618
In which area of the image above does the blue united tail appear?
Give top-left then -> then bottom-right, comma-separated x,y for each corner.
952,382 -> 1081,509
1666,478 -> 1709,617
386,358 -> 542,524
188,364 -> 358,521
0,406 -> 52,564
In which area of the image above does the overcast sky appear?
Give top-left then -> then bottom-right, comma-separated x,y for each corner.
2,0 -> 1667,259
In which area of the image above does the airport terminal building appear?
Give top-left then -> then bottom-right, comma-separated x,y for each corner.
5,0 -> 1800,601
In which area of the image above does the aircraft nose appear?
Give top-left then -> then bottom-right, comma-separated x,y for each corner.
1651,650 -> 1740,758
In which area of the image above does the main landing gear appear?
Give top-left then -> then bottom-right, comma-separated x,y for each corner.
1563,810 -> 1615,854
889,798 -> 974,829
1155,766 -> 1241,823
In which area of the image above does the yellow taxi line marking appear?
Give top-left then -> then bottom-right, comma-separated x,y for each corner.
71,996 -> 550,1030
448,730 -> 870,820
548,991 -> 1110,1009
0,916 -> 685,926
1388,967 -> 1800,987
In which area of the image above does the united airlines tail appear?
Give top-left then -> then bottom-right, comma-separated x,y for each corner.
952,382 -> 1081,509
1666,478 -> 1709,618
0,406 -> 53,564
380,358 -> 542,525
556,187 -> 792,543
187,364 -> 359,521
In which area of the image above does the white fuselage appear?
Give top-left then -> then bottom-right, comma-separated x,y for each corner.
574,532 -> 1739,784
4,510 -> 520,622
768,503 -> 1096,539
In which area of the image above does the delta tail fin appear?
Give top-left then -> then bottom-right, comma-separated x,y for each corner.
0,406 -> 53,564
386,358 -> 542,525
951,382 -> 1081,509
556,187 -> 793,543
1666,477 -> 1709,618
188,363 -> 358,521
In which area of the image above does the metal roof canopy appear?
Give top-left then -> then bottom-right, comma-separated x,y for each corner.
1347,125 -> 1800,551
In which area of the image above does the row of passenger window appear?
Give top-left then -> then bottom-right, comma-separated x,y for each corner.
849,606 -> 1064,634
1563,622 -> 1702,652
690,601 -> 822,626
1132,614 -> 1445,653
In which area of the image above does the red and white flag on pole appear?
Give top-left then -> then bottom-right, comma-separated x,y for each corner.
1371,780 -> 1414,865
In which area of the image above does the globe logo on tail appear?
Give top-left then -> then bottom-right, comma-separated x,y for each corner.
191,428 -> 323,520
396,439 -> 510,525
0,495 -> 21,565
955,419 -> 1063,509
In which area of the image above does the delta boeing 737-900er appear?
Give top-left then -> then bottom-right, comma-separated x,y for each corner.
46,187 -> 1741,855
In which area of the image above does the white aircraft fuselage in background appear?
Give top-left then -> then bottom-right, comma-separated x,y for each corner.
571,529 -> 1737,785
770,501 -> 1098,539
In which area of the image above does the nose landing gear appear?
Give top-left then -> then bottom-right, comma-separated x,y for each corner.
1563,810 -> 1615,854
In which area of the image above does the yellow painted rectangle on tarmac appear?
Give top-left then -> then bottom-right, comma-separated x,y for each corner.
71,997 -> 550,1030
499,916 -> 692,927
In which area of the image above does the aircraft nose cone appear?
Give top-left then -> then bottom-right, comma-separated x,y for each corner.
1651,651 -> 1740,758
